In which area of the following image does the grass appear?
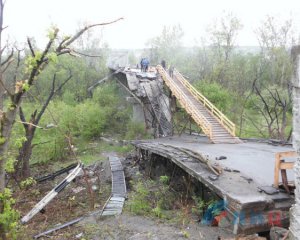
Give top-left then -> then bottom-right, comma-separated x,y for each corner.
27,137 -> 134,181
126,175 -> 197,225
79,154 -> 105,165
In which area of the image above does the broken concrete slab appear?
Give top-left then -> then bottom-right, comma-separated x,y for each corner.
132,135 -> 294,235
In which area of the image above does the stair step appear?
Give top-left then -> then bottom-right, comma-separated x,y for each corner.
213,136 -> 236,139
212,127 -> 228,130
158,68 -> 241,144
213,136 -> 231,139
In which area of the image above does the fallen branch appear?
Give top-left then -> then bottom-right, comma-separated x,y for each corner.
33,216 -> 84,239
16,120 -> 44,129
21,163 -> 83,224
35,163 -> 78,183
33,156 -> 127,238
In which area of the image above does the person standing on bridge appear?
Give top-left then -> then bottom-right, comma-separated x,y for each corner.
140,58 -> 145,72
169,65 -> 174,78
143,58 -> 150,72
141,58 -> 150,72
161,60 -> 166,70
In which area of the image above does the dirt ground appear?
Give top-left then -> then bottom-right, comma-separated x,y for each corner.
16,150 -> 237,239
80,213 -> 235,240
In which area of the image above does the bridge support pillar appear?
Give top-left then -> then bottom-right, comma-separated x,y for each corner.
126,97 -> 145,123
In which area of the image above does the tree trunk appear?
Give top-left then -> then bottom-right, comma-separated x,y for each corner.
0,0 -> 7,238
289,45 -> 300,239
280,108 -> 287,141
0,107 -> 19,240
16,133 -> 34,179
0,107 -> 19,190
0,0 -> 3,112
15,107 -> 39,179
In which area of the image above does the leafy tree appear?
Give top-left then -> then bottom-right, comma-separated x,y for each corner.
0,2 -> 123,235
193,81 -> 232,113
206,12 -> 243,85
15,70 -> 72,179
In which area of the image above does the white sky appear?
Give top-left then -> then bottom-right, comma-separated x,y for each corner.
3,0 -> 300,49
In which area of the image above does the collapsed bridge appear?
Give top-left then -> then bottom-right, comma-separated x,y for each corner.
106,61 -> 295,235
109,61 -> 240,143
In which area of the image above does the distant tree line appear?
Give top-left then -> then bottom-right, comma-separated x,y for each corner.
145,13 -> 296,140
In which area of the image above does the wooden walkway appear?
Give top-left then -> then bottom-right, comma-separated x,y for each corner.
157,65 -> 240,143
102,156 -> 127,216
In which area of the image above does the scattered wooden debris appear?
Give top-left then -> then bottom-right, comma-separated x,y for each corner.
21,163 -> 83,224
33,156 -> 127,238
33,216 -> 85,239
35,162 -> 78,183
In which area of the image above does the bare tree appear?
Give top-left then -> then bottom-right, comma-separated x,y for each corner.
249,82 -> 291,140
246,16 -> 295,140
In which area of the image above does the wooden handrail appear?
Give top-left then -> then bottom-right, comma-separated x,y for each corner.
156,65 -> 213,139
274,151 -> 297,188
173,68 -> 236,137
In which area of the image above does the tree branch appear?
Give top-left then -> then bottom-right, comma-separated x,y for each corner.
27,37 -> 35,57
19,107 -> 28,130
16,120 -> 44,129
1,57 -> 13,73
72,50 -> 103,58
245,113 -> 266,138
54,72 -> 72,94
35,72 -> 72,124
254,83 -> 273,121
0,76 -> 13,96
1,48 -> 13,66
27,28 -> 59,86
13,47 -> 22,84
60,18 -> 123,49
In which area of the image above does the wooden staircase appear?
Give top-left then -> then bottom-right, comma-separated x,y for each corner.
157,65 -> 241,144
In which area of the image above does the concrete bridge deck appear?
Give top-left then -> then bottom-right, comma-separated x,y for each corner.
132,135 -> 295,234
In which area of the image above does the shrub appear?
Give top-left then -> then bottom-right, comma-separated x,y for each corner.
129,181 -> 152,215
193,81 -> 232,112
0,189 -> 20,240
125,121 -> 149,140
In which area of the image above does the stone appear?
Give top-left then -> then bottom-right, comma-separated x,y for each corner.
270,226 -> 288,240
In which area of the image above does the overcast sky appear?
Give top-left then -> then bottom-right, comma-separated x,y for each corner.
3,0 -> 300,49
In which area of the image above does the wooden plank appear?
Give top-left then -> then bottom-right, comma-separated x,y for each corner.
280,162 -> 294,169
274,153 -> 282,188
274,151 -> 297,188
